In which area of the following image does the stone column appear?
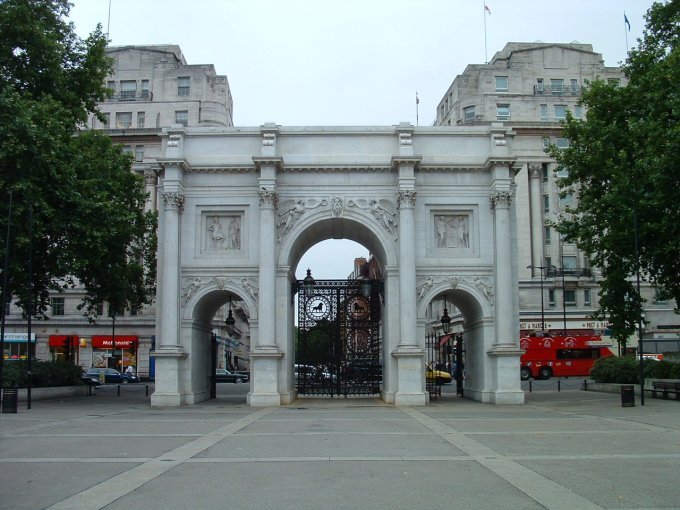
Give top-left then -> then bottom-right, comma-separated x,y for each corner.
143,169 -> 159,213
249,125 -> 284,406
391,123 -> 426,405
151,178 -> 187,406
528,164 -> 544,272
488,185 -> 524,404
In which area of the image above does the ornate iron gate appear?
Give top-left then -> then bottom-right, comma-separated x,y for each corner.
426,331 -> 465,399
297,279 -> 382,396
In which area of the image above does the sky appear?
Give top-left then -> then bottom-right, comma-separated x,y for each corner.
67,0 -> 653,279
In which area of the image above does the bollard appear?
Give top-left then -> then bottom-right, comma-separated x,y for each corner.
2,388 -> 19,413
117,385 -> 121,397
528,380 -> 532,393
621,385 -> 635,407
558,380 -> 561,392
583,379 -> 588,391
145,385 -> 149,397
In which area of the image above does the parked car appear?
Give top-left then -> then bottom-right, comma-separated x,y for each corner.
85,368 -> 139,384
215,369 -> 249,384
426,363 -> 452,385
80,373 -> 101,386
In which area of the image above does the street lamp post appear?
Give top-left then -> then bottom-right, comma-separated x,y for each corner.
527,264 -> 548,332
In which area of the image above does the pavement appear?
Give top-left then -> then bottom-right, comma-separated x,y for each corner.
1,384 -> 679,510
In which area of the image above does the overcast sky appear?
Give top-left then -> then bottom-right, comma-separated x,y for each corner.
67,0 -> 652,279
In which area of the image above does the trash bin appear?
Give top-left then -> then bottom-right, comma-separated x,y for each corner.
620,385 -> 635,407
2,388 -> 18,413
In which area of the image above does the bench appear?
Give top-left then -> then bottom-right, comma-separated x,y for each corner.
651,381 -> 680,401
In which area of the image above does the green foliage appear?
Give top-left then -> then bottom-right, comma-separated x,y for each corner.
2,360 -> 83,388
549,1 -> 680,340
590,356 -> 680,383
0,0 -> 157,319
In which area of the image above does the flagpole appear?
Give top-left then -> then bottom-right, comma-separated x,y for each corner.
624,12 -> 629,53
484,2 -> 488,63
107,0 -> 112,38
415,92 -> 419,126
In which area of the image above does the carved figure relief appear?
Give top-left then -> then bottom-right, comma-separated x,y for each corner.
181,277 -> 203,305
277,198 -> 327,242
330,196 -> 344,217
416,275 -> 494,306
207,216 -> 241,251
347,198 -> 398,239
434,214 -> 470,248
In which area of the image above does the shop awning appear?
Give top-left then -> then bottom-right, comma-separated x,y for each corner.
49,335 -> 80,347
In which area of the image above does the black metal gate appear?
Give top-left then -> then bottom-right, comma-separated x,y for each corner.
297,279 -> 382,396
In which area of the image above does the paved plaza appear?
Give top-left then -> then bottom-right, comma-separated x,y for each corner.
1,385 -> 679,510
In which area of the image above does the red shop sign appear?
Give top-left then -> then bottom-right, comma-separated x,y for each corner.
91,335 -> 138,349
49,335 -> 80,347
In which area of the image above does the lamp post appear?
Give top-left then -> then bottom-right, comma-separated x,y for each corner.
303,268 -> 315,293
225,296 -> 235,370
527,264 -> 548,332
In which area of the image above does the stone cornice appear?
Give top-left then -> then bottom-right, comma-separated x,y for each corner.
281,166 -> 391,173
484,157 -> 517,171
391,156 -> 422,170
252,157 -> 284,171
183,166 -> 255,174
158,158 -> 189,171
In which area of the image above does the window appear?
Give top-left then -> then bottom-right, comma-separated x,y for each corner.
555,137 -> 570,149
106,80 -> 116,98
544,226 -> 551,244
548,289 -> 556,306
115,112 -> 132,129
137,111 -> 145,128
570,79 -> 578,93
51,297 -> 65,316
3,300 -> 10,317
96,302 -> 104,316
608,78 -> 620,86
120,80 -> 137,100
101,112 -> 110,128
554,105 -> 567,120
555,166 -> 569,178
141,80 -> 150,99
540,104 -> 548,121
175,110 -> 188,126
584,289 -> 591,306
543,194 -> 550,212
654,288 -> 668,305
495,76 -> 509,92
536,78 -> 544,92
550,79 -> 564,94
564,289 -> 576,306
496,104 -> 510,120
543,137 -> 550,150
177,76 -> 190,96
463,105 -> 476,121
573,105 -> 583,119
559,193 -> 574,210
445,98 -> 449,111
545,257 -> 552,269
135,145 -> 144,162
130,303 -> 139,316
562,256 -> 577,271
542,163 -> 549,181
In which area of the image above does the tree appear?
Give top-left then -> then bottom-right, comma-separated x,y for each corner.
550,1 -> 680,345
0,0 -> 157,319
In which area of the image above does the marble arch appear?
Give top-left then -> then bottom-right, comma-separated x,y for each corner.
151,122 -> 524,407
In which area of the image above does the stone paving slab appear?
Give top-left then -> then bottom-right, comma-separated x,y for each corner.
0,389 -> 679,510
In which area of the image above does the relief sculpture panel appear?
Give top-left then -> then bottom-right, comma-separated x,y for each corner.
434,214 -> 469,249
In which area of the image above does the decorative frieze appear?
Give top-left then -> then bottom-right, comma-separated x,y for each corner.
416,274 -> 494,306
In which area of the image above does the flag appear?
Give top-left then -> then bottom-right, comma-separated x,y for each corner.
624,12 -> 631,31
484,3 -> 491,15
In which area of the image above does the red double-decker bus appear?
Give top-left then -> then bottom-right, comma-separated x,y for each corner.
520,333 -> 614,380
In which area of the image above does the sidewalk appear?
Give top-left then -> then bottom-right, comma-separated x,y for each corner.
1,388 -> 679,510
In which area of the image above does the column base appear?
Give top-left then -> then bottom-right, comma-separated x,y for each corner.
150,347 -> 187,408
486,343 -> 525,405
392,346 -> 426,406
248,347 -> 284,407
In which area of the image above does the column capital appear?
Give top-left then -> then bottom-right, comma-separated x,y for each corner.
161,191 -> 185,211
528,163 -> 543,179
490,190 -> 513,209
397,190 -> 417,208
258,190 -> 279,209
144,169 -> 159,185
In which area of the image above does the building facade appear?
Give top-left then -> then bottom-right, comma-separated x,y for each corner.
2,45 -> 244,378
434,42 -> 679,351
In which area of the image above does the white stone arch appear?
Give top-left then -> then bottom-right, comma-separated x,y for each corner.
276,200 -> 398,270
182,278 -> 258,323
416,279 -> 493,401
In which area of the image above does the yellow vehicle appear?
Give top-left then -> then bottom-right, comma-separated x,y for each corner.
426,363 -> 453,384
